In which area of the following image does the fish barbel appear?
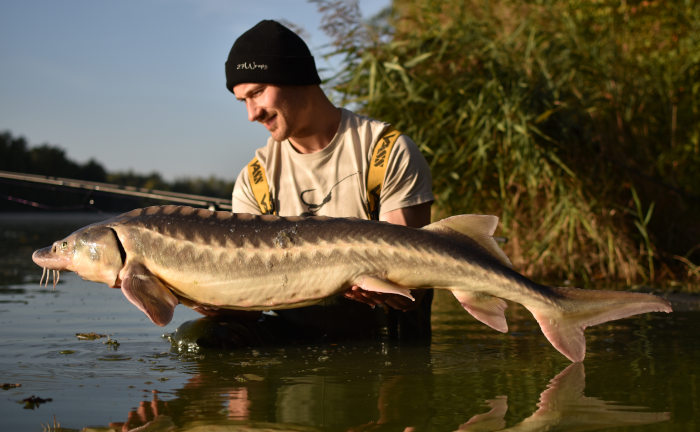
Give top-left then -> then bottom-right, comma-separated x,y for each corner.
31,205 -> 672,362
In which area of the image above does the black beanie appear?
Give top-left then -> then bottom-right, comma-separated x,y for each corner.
225,20 -> 321,93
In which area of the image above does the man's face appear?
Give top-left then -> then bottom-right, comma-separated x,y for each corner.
233,83 -> 306,142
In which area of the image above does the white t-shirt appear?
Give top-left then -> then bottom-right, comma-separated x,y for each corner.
232,108 -> 433,218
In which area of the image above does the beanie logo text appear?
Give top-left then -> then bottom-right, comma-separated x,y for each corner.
237,61 -> 269,71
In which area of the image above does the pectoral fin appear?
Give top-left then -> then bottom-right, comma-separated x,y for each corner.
353,275 -> 415,301
120,261 -> 179,326
451,290 -> 508,333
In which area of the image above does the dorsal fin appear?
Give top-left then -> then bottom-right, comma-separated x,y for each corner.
423,215 -> 512,268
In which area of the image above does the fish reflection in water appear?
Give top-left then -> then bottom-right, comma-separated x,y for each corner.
458,362 -> 670,431
107,360 -> 668,431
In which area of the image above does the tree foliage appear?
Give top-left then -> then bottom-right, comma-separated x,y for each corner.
317,0 -> 700,284
0,131 -> 233,211
0,131 -> 108,181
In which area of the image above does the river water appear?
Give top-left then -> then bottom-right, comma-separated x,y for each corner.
0,212 -> 697,431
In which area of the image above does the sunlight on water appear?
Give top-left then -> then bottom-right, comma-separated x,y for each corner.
0,213 -> 697,431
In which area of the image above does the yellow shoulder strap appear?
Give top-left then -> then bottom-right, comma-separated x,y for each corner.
366,126 -> 401,220
247,157 -> 275,215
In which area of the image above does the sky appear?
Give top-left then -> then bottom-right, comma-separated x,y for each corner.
0,0 -> 388,181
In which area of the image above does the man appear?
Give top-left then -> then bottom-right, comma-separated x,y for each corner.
225,20 -> 434,341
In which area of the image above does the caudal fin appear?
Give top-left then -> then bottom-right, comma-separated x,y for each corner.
526,287 -> 672,362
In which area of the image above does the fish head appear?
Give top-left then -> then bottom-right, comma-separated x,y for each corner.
32,225 -> 124,287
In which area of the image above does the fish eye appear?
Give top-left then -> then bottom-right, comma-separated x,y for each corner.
62,241 -> 68,249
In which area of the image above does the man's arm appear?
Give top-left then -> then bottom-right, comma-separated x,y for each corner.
344,202 -> 432,310
231,165 -> 265,215
380,202 -> 432,228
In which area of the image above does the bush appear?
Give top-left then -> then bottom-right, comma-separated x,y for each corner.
318,0 -> 700,284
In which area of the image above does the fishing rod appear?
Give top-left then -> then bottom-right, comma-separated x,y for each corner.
0,170 -> 232,211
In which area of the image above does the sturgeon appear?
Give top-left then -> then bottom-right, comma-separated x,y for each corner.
32,205 -> 671,362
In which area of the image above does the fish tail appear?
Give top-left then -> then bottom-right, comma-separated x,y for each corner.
525,286 -> 672,362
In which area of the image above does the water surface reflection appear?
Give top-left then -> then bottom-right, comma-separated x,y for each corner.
104,347 -> 670,431
459,363 -> 669,431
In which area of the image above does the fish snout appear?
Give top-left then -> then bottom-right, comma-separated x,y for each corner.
32,246 -> 51,266
32,245 -> 68,269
